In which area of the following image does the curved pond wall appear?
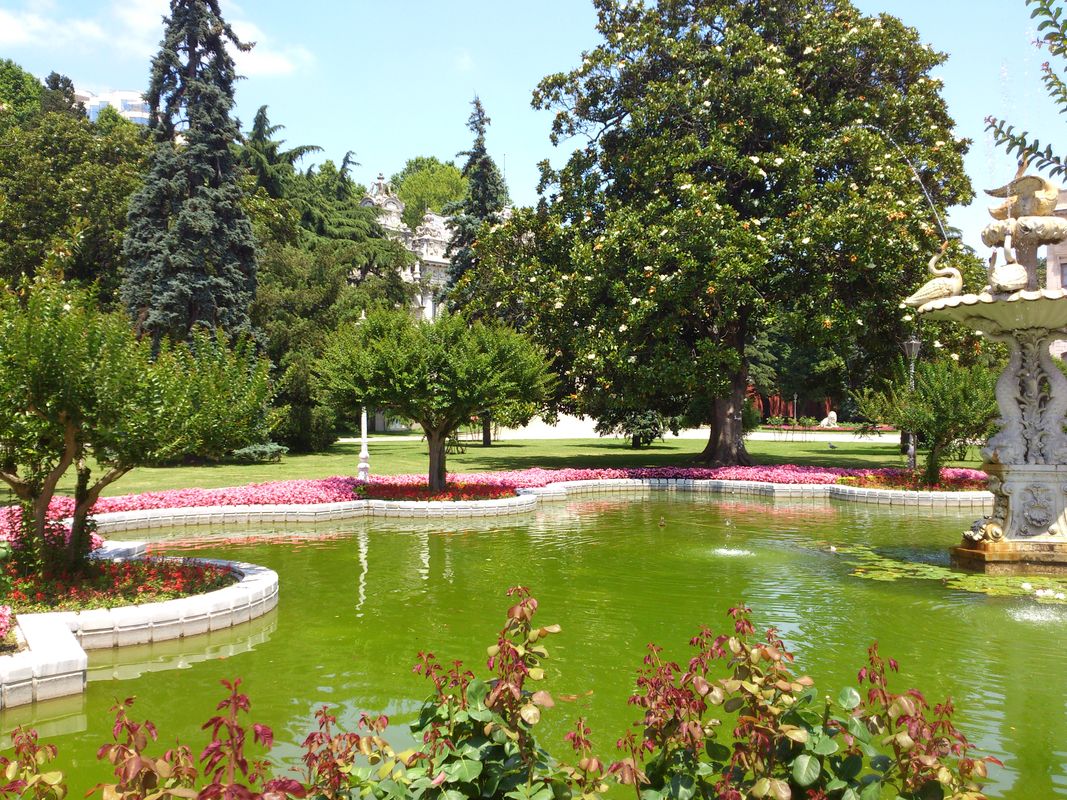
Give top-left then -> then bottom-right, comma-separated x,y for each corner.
0,543 -> 278,709
0,478 -> 991,709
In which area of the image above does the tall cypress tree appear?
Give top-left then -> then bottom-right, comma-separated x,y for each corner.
122,0 -> 257,344
445,96 -> 509,297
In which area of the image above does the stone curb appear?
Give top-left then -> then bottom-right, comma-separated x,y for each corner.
87,480 -> 993,534
1,545 -> 278,709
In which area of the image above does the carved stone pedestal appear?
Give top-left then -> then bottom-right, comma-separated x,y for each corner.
922,289 -> 1067,572
952,463 -> 1067,573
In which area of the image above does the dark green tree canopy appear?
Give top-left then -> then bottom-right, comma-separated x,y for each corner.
0,59 -> 42,131
0,111 -> 149,302
465,0 -> 973,464
240,105 -> 322,199
446,97 -> 510,296
41,72 -> 86,118
121,0 -> 258,344
318,311 -> 552,491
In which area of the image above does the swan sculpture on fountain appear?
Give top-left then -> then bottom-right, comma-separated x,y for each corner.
903,241 -> 960,308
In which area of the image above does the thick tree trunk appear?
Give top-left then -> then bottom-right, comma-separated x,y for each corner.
698,321 -> 753,466
426,428 -> 449,493
482,416 -> 493,447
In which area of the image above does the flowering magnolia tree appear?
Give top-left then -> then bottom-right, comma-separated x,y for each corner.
0,276 -> 275,576
317,310 -> 553,492
461,0 -> 978,466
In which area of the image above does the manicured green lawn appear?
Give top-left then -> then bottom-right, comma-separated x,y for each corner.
1,434 -> 983,502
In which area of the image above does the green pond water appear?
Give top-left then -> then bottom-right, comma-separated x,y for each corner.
5,492 -> 1067,797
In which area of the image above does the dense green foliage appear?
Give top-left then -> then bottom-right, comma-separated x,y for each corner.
0,111 -> 149,302
0,277 -> 275,576
462,0 -> 974,465
122,0 -> 257,344
40,71 -> 85,118
240,107 -> 413,452
986,0 -> 1067,175
391,155 -> 468,230
0,59 -> 42,131
318,311 -> 552,490
446,97 -> 510,299
854,359 -> 998,485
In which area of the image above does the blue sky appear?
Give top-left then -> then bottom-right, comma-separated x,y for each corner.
0,1 -> 1060,251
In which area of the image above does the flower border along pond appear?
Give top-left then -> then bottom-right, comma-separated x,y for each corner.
77,466 -> 992,532
0,465 -> 990,709
0,543 -> 278,710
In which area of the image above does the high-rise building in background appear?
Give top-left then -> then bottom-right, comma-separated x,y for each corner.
74,88 -> 149,125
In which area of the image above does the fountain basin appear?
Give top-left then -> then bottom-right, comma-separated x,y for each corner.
919,288 -> 1067,333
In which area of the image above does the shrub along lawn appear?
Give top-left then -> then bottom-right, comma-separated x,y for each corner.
0,435 -> 984,504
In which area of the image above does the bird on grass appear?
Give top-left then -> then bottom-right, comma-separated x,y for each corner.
827,442 -> 838,450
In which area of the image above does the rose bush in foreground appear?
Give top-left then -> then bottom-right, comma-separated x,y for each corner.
0,591 -> 1000,799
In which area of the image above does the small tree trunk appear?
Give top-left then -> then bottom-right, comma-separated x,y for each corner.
426,428 -> 449,493
922,444 -> 942,486
698,321 -> 753,466
482,416 -> 493,447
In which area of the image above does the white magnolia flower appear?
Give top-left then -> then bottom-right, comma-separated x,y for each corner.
774,157 -> 784,166
950,353 -> 960,361
903,314 -> 913,322
801,237 -> 811,244
802,107 -> 811,115
618,324 -> 628,332
553,301 -> 563,310
933,340 -> 944,348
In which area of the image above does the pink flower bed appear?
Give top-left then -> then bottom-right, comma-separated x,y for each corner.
0,466 -> 989,525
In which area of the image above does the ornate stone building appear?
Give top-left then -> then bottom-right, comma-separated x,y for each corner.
360,174 -> 452,320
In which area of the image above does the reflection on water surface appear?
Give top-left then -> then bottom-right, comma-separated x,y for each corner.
6,493 -> 1066,797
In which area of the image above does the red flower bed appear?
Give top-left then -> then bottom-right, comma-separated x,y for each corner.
837,468 -> 987,492
4,558 -> 236,612
355,482 -> 517,502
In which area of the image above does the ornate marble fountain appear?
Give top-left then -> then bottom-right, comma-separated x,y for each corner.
912,172 -> 1067,572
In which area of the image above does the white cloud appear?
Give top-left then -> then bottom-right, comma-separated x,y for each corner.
229,18 -> 314,77
110,0 -> 168,58
0,0 -> 312,77
0,6 -> 106,49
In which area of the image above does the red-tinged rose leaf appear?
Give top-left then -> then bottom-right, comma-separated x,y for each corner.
532,690 -> 555,707
253,722 -> 274,748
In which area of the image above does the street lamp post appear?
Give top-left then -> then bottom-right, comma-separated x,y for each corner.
357,311 -> 370,481
903,336 -> 922,472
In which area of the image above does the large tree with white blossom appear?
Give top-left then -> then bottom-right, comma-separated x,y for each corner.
460,0 -> 975,464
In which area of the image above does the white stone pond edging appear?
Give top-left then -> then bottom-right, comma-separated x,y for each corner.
85,478 -> 993,534
0,477 -> 990,709
0,542 -> 278,709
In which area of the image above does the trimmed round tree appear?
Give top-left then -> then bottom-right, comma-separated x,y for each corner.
318,311 -> 552,492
